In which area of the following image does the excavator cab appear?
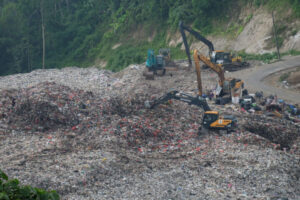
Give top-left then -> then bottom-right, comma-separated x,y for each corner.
202,111 -> 236,131
144,49 -> 166,79
211,51 -> 232,65
202,112 -> 219,129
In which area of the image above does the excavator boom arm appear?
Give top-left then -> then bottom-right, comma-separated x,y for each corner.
193,50 -> 225,87
149,90 -> 211,111
193,50 -> 203,96
179,21 -> 215,66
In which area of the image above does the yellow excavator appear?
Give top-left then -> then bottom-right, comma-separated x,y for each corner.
146,89 -> 237,133
193,49 -> 244,100
146,52 -> 238,133
179,21 -> 249,71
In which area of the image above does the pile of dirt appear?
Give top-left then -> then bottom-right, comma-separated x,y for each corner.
287,70 -> 300,85
242,115 -> 300,150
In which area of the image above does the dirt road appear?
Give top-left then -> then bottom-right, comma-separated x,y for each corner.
232,55 -> 300,104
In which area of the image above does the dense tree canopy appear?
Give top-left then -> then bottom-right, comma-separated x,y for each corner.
0,0 -> 299,75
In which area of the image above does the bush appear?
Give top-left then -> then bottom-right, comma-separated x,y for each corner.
279,72 -> 290,82
238,51 -> 278,63
0,169 -> 59,200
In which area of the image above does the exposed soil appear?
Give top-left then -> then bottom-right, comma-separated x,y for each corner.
265,66 -> 300,93
168,7 -> 300,55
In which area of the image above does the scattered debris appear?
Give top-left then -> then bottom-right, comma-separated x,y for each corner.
0,63 -> 299,199
242,115 -> 299,150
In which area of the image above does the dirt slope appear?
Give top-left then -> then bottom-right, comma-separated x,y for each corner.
168,7 -> 300,55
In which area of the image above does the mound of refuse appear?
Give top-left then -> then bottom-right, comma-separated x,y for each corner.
242,115 -> 300,150
0,82 -> 95,131
0,65 -> 299,199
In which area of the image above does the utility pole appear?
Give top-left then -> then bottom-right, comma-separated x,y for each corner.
272,11 -> 281,60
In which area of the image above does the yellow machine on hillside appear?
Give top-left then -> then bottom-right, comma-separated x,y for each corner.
179,21 -> 249,71
146,52 -> 238,133
193,49 -> 244,100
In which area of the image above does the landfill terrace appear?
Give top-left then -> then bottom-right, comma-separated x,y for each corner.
0,63 -> 299,200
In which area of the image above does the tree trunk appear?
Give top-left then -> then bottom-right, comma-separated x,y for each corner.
272,11 -> 281,60
58,0 -> 64,19
65,0 -> 69,11
27,44 -> 30,72
54,0 -> 57,19
41,0 -> 45,69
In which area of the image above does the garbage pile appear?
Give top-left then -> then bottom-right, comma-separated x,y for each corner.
232,91 -> 300,126
0,82 -> 203,151
1,80 -> 298,153
0,67 -> 116,96
0,65 -> 299,199
242,115 -> 300,150
113,102 -> 203,150
0,82 -> 97,131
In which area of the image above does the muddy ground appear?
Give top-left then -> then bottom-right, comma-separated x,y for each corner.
265,66 -> 300,93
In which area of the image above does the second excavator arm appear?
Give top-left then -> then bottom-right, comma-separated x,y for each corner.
146,89 -> 211,111
179,21 -> 215,66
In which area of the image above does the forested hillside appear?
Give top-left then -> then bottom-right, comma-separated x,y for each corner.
1,0 -> 300,75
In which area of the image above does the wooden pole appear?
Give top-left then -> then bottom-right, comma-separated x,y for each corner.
272,11 -> 281,60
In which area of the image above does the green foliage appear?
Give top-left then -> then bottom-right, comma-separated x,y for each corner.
103,29 -> 186,71
266,0 -> 290,10
238,49 -> 300,64
290,0 -> 300,17
168,4 -> 192,29
283,49 -> 300,56
0,0 -> 300,74
254,0 -> 263,7
275,36 -> 284,48
224,23 -> 242,38
0,170 -> 8,181
0,169 -> 59,200
106,45 -> 145,72
279,72 -> 290,82
238,50 -> 279,63
245,14 -> 253,24
237,26 -> 244,36
104,44 -> 186,72
291,29 -> 298,36
247,0 -> 300,17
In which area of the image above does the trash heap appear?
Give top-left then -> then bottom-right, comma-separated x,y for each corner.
1,80 -> 298,153
238,92 -> 300,125
0,82 -> 97,131
0,65 -> 299,199
242,115 -> 299,150
0,82 -> 203,151
113,102 -> 203,150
